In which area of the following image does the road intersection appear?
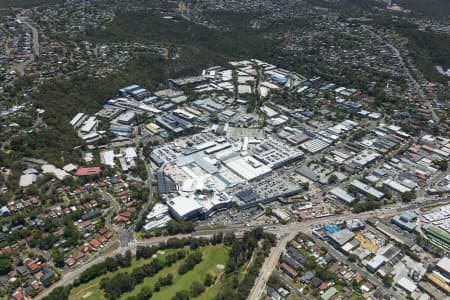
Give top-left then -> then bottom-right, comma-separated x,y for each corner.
36,196 -> 448,299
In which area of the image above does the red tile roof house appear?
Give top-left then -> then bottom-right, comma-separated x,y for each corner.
290,240 -> 302,249
76,167 -> 102,177
9,288 -> 24,300
75,252 -> 85,261
89,239 -> 101,249
65,258 -> 76,267
319,282 -> 329,291
27,262 -> 41,273
115,211 -> 132,223
115,214 -> 130,223
125,201 -> 136,207
81,245 -> 93,253
280,262 -> 298,278
98,236 -> 108,245
104,231 -> 114,240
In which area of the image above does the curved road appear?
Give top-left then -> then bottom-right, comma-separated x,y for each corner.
16,13 -> 39,75
99,189 -> 121,230
362,26 -> 439,122
18,15 -> 39,58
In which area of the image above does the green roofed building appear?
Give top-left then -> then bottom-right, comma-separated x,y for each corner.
422,224 -> 450,249
321,287 -> 338,300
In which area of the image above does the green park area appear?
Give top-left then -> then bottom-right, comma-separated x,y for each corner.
48,229 -> 274,300
69,250 -> 176,300
69,246 -> 229,300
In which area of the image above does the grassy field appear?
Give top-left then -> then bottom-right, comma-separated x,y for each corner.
124,245 -> 229,300
118,257 -> 184,299
69,250 -> 176,300
69,245 -> 230,300
197,277 -> 226,300
153,246 -> 229,299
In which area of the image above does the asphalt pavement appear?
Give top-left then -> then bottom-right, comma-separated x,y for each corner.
16,12 -> 39,75
35,194 -> 450,299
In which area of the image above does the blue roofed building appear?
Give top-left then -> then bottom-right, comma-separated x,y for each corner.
271,75 -> 287,85
325,224 -> 340,236
392,211 -> 417,232
155,114 -> 193,135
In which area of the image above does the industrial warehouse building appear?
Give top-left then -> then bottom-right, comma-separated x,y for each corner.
328,229 -> 355,248
392,211 -> 417,232
117,111 -> 136,125
119,84 -> 151,100
80,116 -> 97,134
350,180 -> 385,200
330,187 -> 355,204
155,114 -> 193,135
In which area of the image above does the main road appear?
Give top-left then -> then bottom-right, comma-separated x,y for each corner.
15,12 -> 39,75
17,14 -> 39,58
35,234 -> 190,300
246,197 -> 449,300
248,232 -> 296,300
35,197 -> 448,299
131,128 -> 157,239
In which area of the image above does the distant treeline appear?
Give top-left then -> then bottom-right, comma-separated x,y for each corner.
372,16 -> 450,82
0,0 -> 62,9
